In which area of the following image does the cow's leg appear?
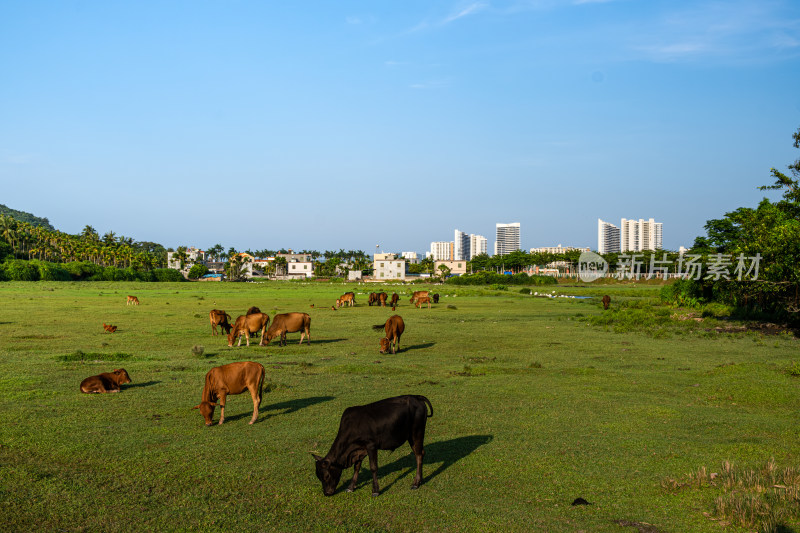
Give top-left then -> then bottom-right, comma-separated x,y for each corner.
281,332 -> 287,346
410,425 -> 426,489
249,387 -> 259,425
218,393 -> 228,425
211,324 -> 216,336
307,328 -> 311,344
366,446 -> 380,496
347,452 -> 366,492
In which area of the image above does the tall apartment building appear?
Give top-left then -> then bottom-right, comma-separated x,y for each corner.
494,222 -> 520,256
621,218 -> 663,252
597,219 -> 621,254
454,230 -> 470,261
430,241 -> 454,261
470,234 -> 487,259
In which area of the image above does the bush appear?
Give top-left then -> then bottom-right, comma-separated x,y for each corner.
446,271 -> 558,286
2,259 -> 39,281
153,268 -> 185,282
33,260 -> 71,281
62,261 -> 103,280
187,264 -> 209,279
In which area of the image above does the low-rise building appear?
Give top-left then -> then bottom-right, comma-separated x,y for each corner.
287,261 -> 314,279
373,253 -> 406,281
433,260 -> 468,276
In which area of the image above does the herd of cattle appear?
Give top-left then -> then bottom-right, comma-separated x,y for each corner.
80,289 -> 440,496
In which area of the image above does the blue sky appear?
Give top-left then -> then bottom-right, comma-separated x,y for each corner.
1,1 -> 799,255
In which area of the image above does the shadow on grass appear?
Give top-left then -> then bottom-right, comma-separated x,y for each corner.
349,434 -> 493,493
221,395 -> 336,424
402,342 -> 435,352
125,381 -> 161,389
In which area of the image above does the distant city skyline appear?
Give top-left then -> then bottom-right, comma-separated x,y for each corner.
2,2 -> 798,254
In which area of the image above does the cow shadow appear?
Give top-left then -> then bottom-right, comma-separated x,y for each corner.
402,342 -> 435,352
224,395 -> 336,424
125,380 -> 161,389
350,434 -> 493,493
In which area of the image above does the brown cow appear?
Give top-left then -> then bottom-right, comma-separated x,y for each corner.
602,295 -> 611,310
373,315 -> 404,354
337,293 -> 355,308
126,295 -> 140,306
415,296 -> 432,309
102,323 -> 117,333
368,293 -> 378,306
389,293 -> 399,307
409,291 -> 429,305
80,369 -> 132,393
209,309 -> 232,336
227,313 -> 271,347
193,361 -> 265,426
377,292 -> 388,307
264,312 -> 311,346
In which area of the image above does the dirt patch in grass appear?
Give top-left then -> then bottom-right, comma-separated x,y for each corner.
56,350 -> 134,362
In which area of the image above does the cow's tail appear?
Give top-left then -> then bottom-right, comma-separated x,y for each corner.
225,313 -> 232,321
417,395 -> 433,418
371,324 -> 385,331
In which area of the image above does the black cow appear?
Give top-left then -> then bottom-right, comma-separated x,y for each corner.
312,395 -> 433,497
432,293 -> 440,304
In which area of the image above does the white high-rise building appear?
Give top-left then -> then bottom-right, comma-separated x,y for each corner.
470,234 -> 487,259
621,218 -> 663,252
430,241 -> 453,261
454,229 -> 470,261
597,219 -> 621,254
494,222 -> 520,256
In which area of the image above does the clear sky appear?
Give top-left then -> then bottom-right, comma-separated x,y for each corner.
1,1 -> 799,255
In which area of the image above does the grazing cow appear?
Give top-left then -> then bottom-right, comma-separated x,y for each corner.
409,291 -> 429,305
432,293 -> 440,304
602,295 -> 611,310
372,315 -> 404,354
337,293 -> 355,308
264,312 -> 311,346
415,296 -> 432,309
368,293 -> 378,306
126,295 -> 140,306
377,292 -> 387,307
227,313 -> 270,347
246,306 -> 261,315
313,395 -> 433,496
80,369 -> 132,393
389,293 -> 399,307
193,361 -> 265,426
209,309 -> 232,336
102,323 -> 117,333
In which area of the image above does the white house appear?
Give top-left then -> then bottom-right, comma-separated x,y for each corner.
373,253 -> 406,281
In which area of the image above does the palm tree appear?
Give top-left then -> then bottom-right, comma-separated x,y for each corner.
81,225 -> 99,241
172,246 -> 190,271
274,256 -> 288,277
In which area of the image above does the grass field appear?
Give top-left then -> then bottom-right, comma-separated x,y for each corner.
1,281 -> 799,532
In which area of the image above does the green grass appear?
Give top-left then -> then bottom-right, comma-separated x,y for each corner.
1,281 -> 799,532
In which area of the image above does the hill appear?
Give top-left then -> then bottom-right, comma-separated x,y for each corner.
0,204 -> 55,231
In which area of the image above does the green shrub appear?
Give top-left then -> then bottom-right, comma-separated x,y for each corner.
2,259 -> 39,281
62,261 -> 103,280
33,260 -> 71,281
188,264 -> 209,279
447,271 -> 557,286
153,268 -> 185,282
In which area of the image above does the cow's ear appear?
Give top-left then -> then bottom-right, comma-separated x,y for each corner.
311,453 -> 323,462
